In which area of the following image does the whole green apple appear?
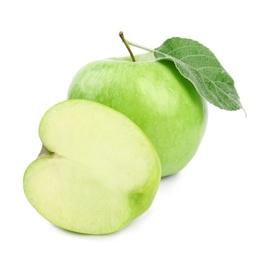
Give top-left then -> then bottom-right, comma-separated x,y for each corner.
68,52 -> 207,177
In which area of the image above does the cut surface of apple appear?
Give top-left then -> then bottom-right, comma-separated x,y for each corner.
23,100 -> 161,234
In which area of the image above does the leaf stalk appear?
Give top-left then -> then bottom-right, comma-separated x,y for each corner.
127,40 -> 154,53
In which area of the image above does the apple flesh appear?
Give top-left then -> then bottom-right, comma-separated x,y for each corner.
23,100 -> 161,234
68,53 -> 207,177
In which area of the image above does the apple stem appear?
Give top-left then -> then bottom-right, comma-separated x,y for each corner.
119,32 -> 155,60
119,31 -> 136,62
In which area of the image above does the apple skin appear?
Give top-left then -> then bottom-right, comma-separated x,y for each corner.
68,53 -> 207,177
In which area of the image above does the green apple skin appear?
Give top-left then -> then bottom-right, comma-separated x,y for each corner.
68,53 -> 207,177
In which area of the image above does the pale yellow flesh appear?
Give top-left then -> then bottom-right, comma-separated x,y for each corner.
23,100 -> 161,234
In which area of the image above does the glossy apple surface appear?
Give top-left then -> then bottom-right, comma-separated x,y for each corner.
23,100 -> 161,234
68,53 -> 207,177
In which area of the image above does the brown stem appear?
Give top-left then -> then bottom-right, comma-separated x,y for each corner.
119,31 -> 136,62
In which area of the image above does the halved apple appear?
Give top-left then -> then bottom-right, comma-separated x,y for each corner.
23,100 -> 161,234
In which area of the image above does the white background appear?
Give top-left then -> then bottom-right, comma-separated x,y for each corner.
1,0 -> 266,259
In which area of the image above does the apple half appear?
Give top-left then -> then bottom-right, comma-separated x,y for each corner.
23,100 -> 161,234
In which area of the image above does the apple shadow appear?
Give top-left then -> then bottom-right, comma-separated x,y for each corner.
160,170 -> 183,185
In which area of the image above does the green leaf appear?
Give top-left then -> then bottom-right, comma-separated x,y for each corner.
154,37 -> 243,111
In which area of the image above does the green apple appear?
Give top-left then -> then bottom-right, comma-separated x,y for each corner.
68,52 -> 207,177
23,100 -> 161,234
